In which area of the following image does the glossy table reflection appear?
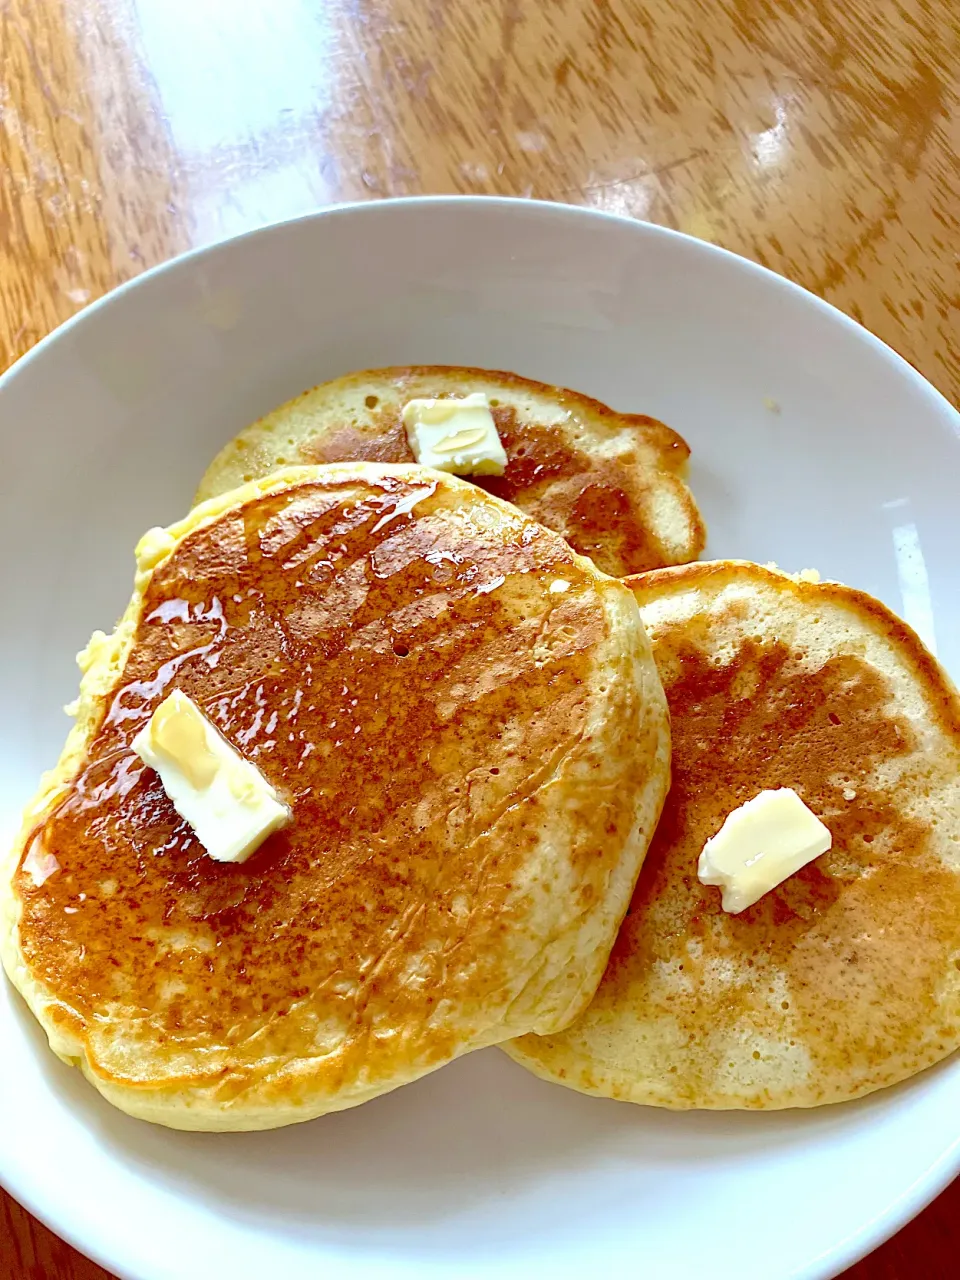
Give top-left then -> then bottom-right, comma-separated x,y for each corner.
1,1 -> 957,1277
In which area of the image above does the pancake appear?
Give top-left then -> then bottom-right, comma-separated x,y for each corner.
0,463 -> 670,1130
194,366 -> 706,578
505,560 -> 960,1109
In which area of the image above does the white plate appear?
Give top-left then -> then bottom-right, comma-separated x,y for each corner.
1,198 -> 958,1280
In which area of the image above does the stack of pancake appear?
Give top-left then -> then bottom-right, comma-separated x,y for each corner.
3,367 -> 959,1131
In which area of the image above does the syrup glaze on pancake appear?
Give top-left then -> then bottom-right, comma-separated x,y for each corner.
311,412 -> 668,576
506,562 -> 960,1109
194,367 -> 706,577
5,465 -> 669,1129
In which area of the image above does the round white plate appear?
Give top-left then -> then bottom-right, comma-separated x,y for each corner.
1,198 -> 958,1280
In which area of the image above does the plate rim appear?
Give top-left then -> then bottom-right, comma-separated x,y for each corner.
0,194 -> 957,426
1,193 -> 958,1280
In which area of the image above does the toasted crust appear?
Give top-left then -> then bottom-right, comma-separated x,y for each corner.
1,464 -> 670,1130
505,560 -> 960,1109
195,366 -> 706,578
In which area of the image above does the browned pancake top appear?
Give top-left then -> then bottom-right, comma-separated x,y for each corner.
610,573 -> 960,1103
279,366 -> 700,577
15,472 -> 624,1099
507,562 -> 960,1108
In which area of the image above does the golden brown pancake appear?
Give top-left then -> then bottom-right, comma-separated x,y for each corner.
194,366 -> 706,578
505,561 -> 960,1109
0,464 -> 670,1130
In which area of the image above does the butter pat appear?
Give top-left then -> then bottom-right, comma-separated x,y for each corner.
401,392 -> 507,476
698,788 -> 832,914
133,690 -> 289,863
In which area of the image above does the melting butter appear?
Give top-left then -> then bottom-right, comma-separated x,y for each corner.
698,787 -> 832,914
132,690 -> 290,864
401,392 -> 508,476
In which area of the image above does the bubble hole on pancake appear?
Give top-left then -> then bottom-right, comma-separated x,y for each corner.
0,463 -> 670,1130
505,560 -> 960,1109
194,366 -> 706,578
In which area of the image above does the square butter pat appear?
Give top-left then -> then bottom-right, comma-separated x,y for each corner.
698,787 -> 832,914
133,690 -> 290,864
401,392 -> 507,476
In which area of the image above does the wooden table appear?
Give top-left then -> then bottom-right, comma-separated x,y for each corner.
1,1 -> 957,1276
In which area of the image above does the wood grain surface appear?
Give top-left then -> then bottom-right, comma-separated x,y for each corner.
0,0 -> 957,1276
